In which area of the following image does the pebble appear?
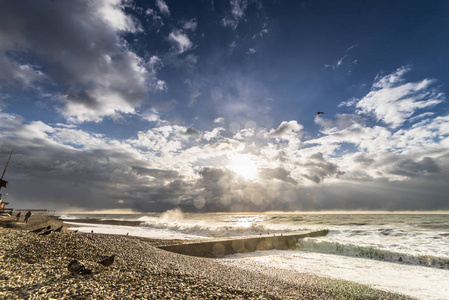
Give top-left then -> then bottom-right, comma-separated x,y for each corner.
0,217 -> 414,300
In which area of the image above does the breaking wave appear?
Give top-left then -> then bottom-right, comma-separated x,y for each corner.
139,221 -> 282,237
297,238 -> 449,269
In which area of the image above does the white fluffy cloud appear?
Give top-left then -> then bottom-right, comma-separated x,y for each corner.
0,0 -> 160,123
353,66 -> 445,128
156,0 -> 170,16
168,30 -> 193,54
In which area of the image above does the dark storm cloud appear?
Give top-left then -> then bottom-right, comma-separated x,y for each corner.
1,141 -> 192,212
132,166 -> 179,179
388,157 -> 440,178
0,0 -> 154,122
353,153 -> 375,166
181,127 -> 200,138
300,152 -> 344,183
0,115 -> 191,211
259,167 -> 297,184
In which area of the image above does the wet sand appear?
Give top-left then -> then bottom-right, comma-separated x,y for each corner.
0,216 -> 415,299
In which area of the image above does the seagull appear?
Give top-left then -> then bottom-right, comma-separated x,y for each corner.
54,225 -> 63,232
67,260 -> 92,275
39,229 -> 53,236
97,255 -> 115,267
29,225 -> 51,233
316,112 -> 325,115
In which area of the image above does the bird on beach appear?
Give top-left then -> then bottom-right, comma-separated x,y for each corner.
97,255 -> 115,268
316,111 -> 325,115
39,229 -> 53,236
73,229 -> 78,233
54,225 -> 63,232
30,226 -> 46,233
29,225 -> 51,233
67,260 -> 92,275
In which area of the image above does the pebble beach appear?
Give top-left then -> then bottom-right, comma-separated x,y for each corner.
0,215 -> 415,299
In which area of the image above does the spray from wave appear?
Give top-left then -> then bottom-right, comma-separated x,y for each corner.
159,208 -> 184,222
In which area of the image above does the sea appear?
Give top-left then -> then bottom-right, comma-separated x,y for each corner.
58,210 -> 449,300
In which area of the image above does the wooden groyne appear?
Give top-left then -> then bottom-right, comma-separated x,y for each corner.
159,229 -> 329,258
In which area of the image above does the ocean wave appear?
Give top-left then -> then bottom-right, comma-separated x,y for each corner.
297,238 -> 449,269
57,214 -> 79,220
139,221 -> 283,237
135,208 -> 295,237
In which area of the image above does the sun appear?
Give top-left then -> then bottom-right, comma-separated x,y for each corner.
227,154 -> 258,180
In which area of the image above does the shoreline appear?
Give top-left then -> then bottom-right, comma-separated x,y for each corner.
1,216 -> 415,299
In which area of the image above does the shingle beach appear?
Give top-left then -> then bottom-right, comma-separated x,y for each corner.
0,215 -> 414,299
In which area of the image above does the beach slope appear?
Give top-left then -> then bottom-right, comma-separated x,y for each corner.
0,216 -> 414,299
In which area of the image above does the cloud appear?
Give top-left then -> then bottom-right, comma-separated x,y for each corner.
184,79 -> 201,105
132,166 -> 179,180
214,117 -> 225,124
301,153 -> 343,183
387,157 -> 440,178
0,55 -> 49,88
221,0 -> 252,29
145,8 -> 164,30
140,108 -> 163,123
259,167 -> 297,184
183,19 -> 198,31
1,107 -> 449,212
325,54 -> 348,70
246,48 -> 256,55
181,127 -> 200,139
156,0 -> 170,16
168,30 -> 193,53
325,44 -> 358,71
268,121 -> 303,138
0,0 -> 159,123
1,63 -> 449,212
353,66 -> 445,128
204,127 -> 225,141
229,41 -> 238,52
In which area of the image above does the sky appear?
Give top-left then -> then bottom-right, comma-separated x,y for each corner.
1,0 -> 449,213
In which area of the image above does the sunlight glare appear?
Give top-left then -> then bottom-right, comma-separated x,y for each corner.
227,154 -> 258,180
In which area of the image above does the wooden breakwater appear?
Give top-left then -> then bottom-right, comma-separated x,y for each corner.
159,229 -> 329,258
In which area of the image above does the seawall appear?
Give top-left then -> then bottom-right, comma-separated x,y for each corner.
159,229 -> 329,258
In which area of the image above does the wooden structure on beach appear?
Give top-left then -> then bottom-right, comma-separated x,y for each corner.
0,151 -> 13,215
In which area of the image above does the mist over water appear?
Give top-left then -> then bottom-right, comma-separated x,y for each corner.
59,211 -> 449,299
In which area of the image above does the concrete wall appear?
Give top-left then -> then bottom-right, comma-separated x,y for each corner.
159,230 -> 329,258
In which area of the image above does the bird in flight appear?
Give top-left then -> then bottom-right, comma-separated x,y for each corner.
316,112 -> 325,115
